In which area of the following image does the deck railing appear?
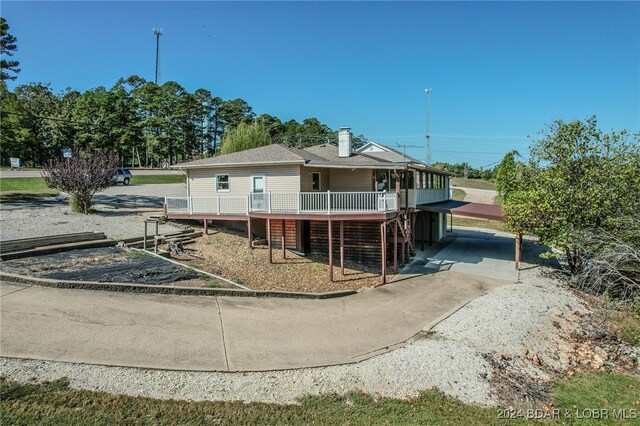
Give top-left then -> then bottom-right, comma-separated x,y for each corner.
165,191 -> 398,216
399,188 -> 450,208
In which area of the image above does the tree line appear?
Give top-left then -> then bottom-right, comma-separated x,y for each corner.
0,77 -> 368,167
0,18 -> 365,167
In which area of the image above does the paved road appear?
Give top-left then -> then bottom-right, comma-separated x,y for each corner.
0,169 -> 183,178
0,183 -> 186,211
0,227 -> 525,372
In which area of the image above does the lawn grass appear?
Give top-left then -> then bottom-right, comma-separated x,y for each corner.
452,216 -> 507,232
2,373 -> 638,425
130,174 -> 185,185
452,188 -> 466,201
0,177 -> 59,202
0,378 -> 522,426
553,372 -> 640,424
450,177 -> 497,191
0,177 -> 50,192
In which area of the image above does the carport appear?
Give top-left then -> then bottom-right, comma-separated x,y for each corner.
417,200 -> 523,270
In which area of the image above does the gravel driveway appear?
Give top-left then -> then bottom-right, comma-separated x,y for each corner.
0,184 -> 186,241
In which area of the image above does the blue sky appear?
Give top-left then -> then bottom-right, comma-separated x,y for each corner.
3,1 -> 639,167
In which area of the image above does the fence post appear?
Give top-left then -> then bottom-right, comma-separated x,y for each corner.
327,190 -> 331,215
188,197 -> 193,215
297,192 -> 301,214
163,196 -> 168,216
268,192 -> 272,213
246,195 -> 250,215
216,196 -> 221,215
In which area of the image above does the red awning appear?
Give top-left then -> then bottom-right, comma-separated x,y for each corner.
418,200 -> 504,221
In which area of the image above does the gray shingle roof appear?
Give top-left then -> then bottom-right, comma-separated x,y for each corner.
174,142 -> 452,175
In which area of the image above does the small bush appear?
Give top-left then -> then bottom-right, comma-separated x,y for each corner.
42,149 -> 116,214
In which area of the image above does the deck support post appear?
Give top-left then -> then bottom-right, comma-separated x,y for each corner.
381,221 -> 387,284
267,218 -> 272,264
393,218 -> 398,273
421,212 -> 425,251
281,219 -> 286,259
328,219 -> 334,282
401,223 -> 405,265
247,217 -> 252,249
204,219 -> 208,235
340,220 -> 344,276
428,212 -> 432,247
515,232 -> 522,270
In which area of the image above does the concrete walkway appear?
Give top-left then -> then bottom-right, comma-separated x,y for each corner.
0,269 -> 509,372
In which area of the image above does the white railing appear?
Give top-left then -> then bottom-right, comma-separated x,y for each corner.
166,191 -> 400,216
165,196 -> 248,215
415,188 -> 449,205
399,188 -> 450,207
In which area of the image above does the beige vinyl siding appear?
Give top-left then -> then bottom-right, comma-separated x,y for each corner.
300,167 -> 330,192
188,165 -> 300,197
327,168 -> 373,192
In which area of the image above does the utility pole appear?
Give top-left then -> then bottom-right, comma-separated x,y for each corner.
153,27 -> 163,84
424,88 -> 432,165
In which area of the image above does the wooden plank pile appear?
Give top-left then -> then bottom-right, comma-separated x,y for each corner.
0,232 -> 112,260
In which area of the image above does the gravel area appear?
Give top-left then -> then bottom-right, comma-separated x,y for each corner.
0,183 -> 186,241
0,265 -> 588,406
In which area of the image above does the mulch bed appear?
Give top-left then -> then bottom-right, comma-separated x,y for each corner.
172,227 -> 390,293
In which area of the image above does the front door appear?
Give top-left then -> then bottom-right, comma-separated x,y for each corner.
250,174 -> 267,211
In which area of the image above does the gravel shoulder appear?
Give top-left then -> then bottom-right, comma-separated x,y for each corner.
3,260 -> 620,407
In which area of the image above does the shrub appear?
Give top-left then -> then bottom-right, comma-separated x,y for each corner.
42,149 -> 116,214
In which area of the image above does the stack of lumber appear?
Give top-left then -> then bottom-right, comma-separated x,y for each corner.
0,232 -> 112,260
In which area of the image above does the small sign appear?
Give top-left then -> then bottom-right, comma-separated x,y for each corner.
9,158 -> 21,168
62,148 -> 72,158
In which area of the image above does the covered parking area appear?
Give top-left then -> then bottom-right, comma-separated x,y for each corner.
417,200 -> 524,270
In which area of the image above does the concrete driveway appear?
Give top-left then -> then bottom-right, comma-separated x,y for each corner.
0,226 -> 529,372
414,228 -> 520,282
0,268 -> 509,372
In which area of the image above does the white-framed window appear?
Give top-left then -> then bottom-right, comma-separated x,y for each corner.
311,172 -> 321,191
216,174 -> 230,192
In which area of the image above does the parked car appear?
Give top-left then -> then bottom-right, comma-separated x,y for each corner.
113,168 -> 132,185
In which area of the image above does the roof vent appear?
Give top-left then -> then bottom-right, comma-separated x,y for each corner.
338,127 -> 352,158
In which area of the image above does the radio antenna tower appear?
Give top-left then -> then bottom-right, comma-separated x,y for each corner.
424,88 -> 432,165
153,27 -> 163,84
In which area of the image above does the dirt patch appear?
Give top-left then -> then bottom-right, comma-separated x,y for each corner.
171,227 -> 389,292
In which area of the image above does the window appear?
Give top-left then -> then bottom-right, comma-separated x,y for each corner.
311,172 -> 321,191
216,174 -> 229,192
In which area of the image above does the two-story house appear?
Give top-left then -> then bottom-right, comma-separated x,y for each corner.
165,128 -> 453,283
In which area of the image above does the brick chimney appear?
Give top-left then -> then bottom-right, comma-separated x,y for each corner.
338,127 -> 353,158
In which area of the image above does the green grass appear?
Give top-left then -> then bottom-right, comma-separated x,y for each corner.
553,372 -> 640,424
452,216 -> 507,232
130,174 -> 185,185
0,177 -> 50,192
452,188 -> 466,201
0,378 -> 523,426
450,178 -> 497,191
2,373 -> 638,425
